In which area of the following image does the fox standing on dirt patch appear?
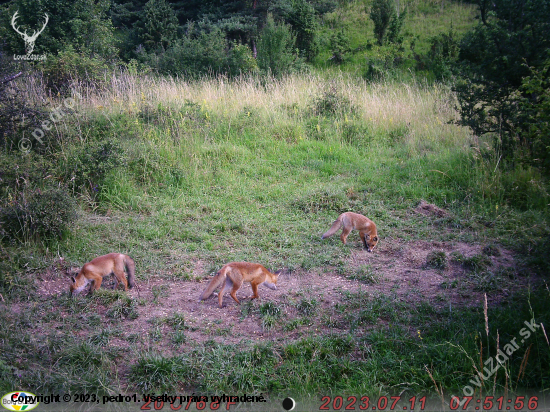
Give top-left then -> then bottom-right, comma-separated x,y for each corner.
199,262 -> 281,308
70,253 -> 136,296
322,212 -> 378,252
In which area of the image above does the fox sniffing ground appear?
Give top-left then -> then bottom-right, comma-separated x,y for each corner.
70,253 -> 136,296
322,212 -> 378,252
199,262 -> 281,308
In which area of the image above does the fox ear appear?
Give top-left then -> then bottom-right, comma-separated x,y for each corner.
71,276 -> 76,283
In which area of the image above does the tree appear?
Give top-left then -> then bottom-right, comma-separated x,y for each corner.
286,0 -> 318,61
151,25 -> 257,77
385,8 -> 405,45
369,0 -> 392,45
256,13 -> 300,77
269,0 -> 319,61
137,0 -> 179,51
455,0 -> 550,171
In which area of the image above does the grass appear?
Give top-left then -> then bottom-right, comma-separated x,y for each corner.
0,68 -> 549,405
315,0 -> 478,73
125,290 -> 549,400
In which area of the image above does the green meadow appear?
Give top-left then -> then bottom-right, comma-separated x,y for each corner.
1,71 -> 548,410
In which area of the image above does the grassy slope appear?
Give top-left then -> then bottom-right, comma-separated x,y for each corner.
314,0 -> 478,73
1,0 -> 549,407
1,73 -> 548,404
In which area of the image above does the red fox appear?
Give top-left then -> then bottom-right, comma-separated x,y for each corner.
199,262 -> 281,308
322,212 -> 379,252
69,253 -> 136,296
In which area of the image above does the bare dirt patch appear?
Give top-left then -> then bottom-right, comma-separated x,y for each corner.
32,235 -> 527,358
415,199 -> 448,218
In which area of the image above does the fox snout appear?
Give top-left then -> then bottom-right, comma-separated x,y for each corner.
366,243 -> 377,253
264,282 -> 277,290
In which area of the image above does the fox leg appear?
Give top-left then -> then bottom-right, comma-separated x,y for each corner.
360,231 -> 368,249
113,269 -> 129,291
218,278 -> 234,308
340,226 -> 352,244
250,282 -> 260,300
89,273 -> 103,293
229,277 -> 243,305
113,259 -> 129,291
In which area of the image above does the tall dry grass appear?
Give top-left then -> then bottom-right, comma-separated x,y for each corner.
21,71 -> 472,150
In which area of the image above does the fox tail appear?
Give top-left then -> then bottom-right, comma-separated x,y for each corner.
321,217 -> 343,239
199,269 -> 227,301
125,256 -> 136,289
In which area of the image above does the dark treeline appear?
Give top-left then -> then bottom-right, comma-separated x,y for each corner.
0,0 -> 333,78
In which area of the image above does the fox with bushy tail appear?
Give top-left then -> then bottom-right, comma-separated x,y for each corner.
322,212 -> 379,252
199,262 -> 281,308
70,253 -> 136,296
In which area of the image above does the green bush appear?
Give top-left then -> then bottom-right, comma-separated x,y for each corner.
136,0 -> 179,51
426,250 -> 447,269
257,14 -> 303,77
312,86 -> 357,117
65,140 -> 125,196
0,54 -> 46,153
278,0 -> 319,61
226,43 -> 258,76
40,46 -> 110,94
455,0 -> 550,173
418,28 -> 460,80
329,30 -> 351,64
369,0 -> 393,45
0,188 -> 76,244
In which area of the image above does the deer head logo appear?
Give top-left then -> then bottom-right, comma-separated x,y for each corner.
11,11 -> 49,56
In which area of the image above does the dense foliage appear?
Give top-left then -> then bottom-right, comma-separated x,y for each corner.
455,0 -> 550,173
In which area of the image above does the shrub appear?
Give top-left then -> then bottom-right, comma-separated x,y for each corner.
65,140 -> 125,196
0,188 -> 77,244
415,28 -> 460,80
370,0 -> 393,45
278,0 -> 319,61
40,46 -> 109,94
136,0 -> 179,51
0,53 -> 45,153
226,43 -> 258,76
426,251 -> 447,269
152,27 -> 226,76
455,0 -> 550,173
257,14 -> 302,77
329,30 -> 351,64
312,86 -> 357,117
